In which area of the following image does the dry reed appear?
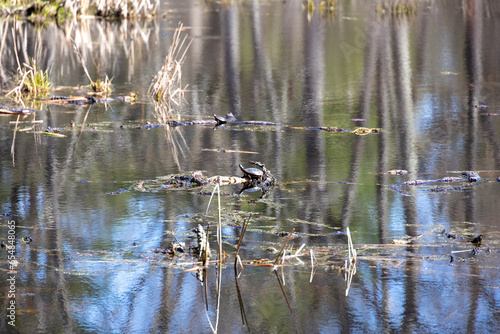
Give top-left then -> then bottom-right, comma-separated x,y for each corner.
70,38 -> 112,97
149,22 -> 192,119
7,58 -> 52,99
344,227 -> 357,296
7,27 -> 51,100
203,179 -> 223,334
234,214 -> 251,276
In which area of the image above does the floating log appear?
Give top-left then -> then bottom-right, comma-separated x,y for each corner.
0,106 -> 38,115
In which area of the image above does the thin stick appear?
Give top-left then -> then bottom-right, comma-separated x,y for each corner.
234,214 -> 251,273
11,115 -> 20,167
273,270 -> 293,314
346,227 -> 357,264
9,120 -> 43,124
281,251 -> 286,286
12,28 -> 21,71
70,38 -> 95,87
309,248 -> 315,283
203,183 -> 221,265
214,256 -> 222,333
72,106 -> 92,155
295,243 -> 306,256
217,178 -> 222,264
273,228 -> 295,268
347,227 -> 352,263
345,262 -> 356,296
205,182 -> 218,216
451,250 -> 473,254
234,261 -> 250,330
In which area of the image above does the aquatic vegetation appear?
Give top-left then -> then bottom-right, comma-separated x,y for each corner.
194,224 -> 211,261
376,0 -> 417,16
304,0 -> 337,15
62,0 -> 159,18
91,75 -> 113,97
352,127 -> 383,135
149,22 -> 192,120
0,1 -> 47,17
319,0 -> 337,12
98,0 -> 159,18
105,163 -> 276,195
7,57 -> 52,99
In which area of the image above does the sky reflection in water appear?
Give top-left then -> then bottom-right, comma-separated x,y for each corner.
0,0 -> 500,333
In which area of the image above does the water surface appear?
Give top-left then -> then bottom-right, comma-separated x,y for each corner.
1,0 -> 500,333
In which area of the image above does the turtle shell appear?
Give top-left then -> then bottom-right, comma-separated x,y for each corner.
213,114 -> 227,125
239,164 -> 264,179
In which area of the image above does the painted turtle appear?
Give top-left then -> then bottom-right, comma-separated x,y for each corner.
239,164 -> 264,180
213,114 -> 227,125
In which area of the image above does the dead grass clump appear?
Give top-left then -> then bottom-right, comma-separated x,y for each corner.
95,0 -> 159,18
7,57 -> 52,100
149,22 -> 192,114
376,0 -> 417,16
91,74 -> 113,97
63,0 -> 159,18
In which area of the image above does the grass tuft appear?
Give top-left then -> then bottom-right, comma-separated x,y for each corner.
376,0 -> 417,16
7,57 -> 52,100
91,74 -> 113,97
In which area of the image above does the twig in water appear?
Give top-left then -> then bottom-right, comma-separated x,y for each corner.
70,38 -> 112,97
273,228 -> 295,269
309,248 -> 318,283
149,22 -> 193,119
203,179 -> 223,334
217,178 -> 222,264
234,267 -> 250,330
344,227 -> 357,296
70,38 -> 95,87
234,218 -> 251,332
345,261 -> 356,297
295,243 -> 306,256
72,105 -> 92,155
11,115 -> 20,167
347,227 -> 357,264
234,214 -> 251,276
273,270 -> 293,315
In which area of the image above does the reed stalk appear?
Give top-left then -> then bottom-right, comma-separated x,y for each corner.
7,28 -> 52,100
70,38 -> 112,97
149,22 -> 192,119
234,214 -> 251,276
345,227 -> 357,296
273,228 -> 295,269
203,179 -> 223,334
346,227 -> 357,264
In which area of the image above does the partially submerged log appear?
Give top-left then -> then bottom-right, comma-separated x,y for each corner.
107,161 -> 276,194
191,171 -> 248,186
0,106 -> 38,115
191,161 -> 276,188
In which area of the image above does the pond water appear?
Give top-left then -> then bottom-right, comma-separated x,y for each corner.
1,0 -> 500,332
